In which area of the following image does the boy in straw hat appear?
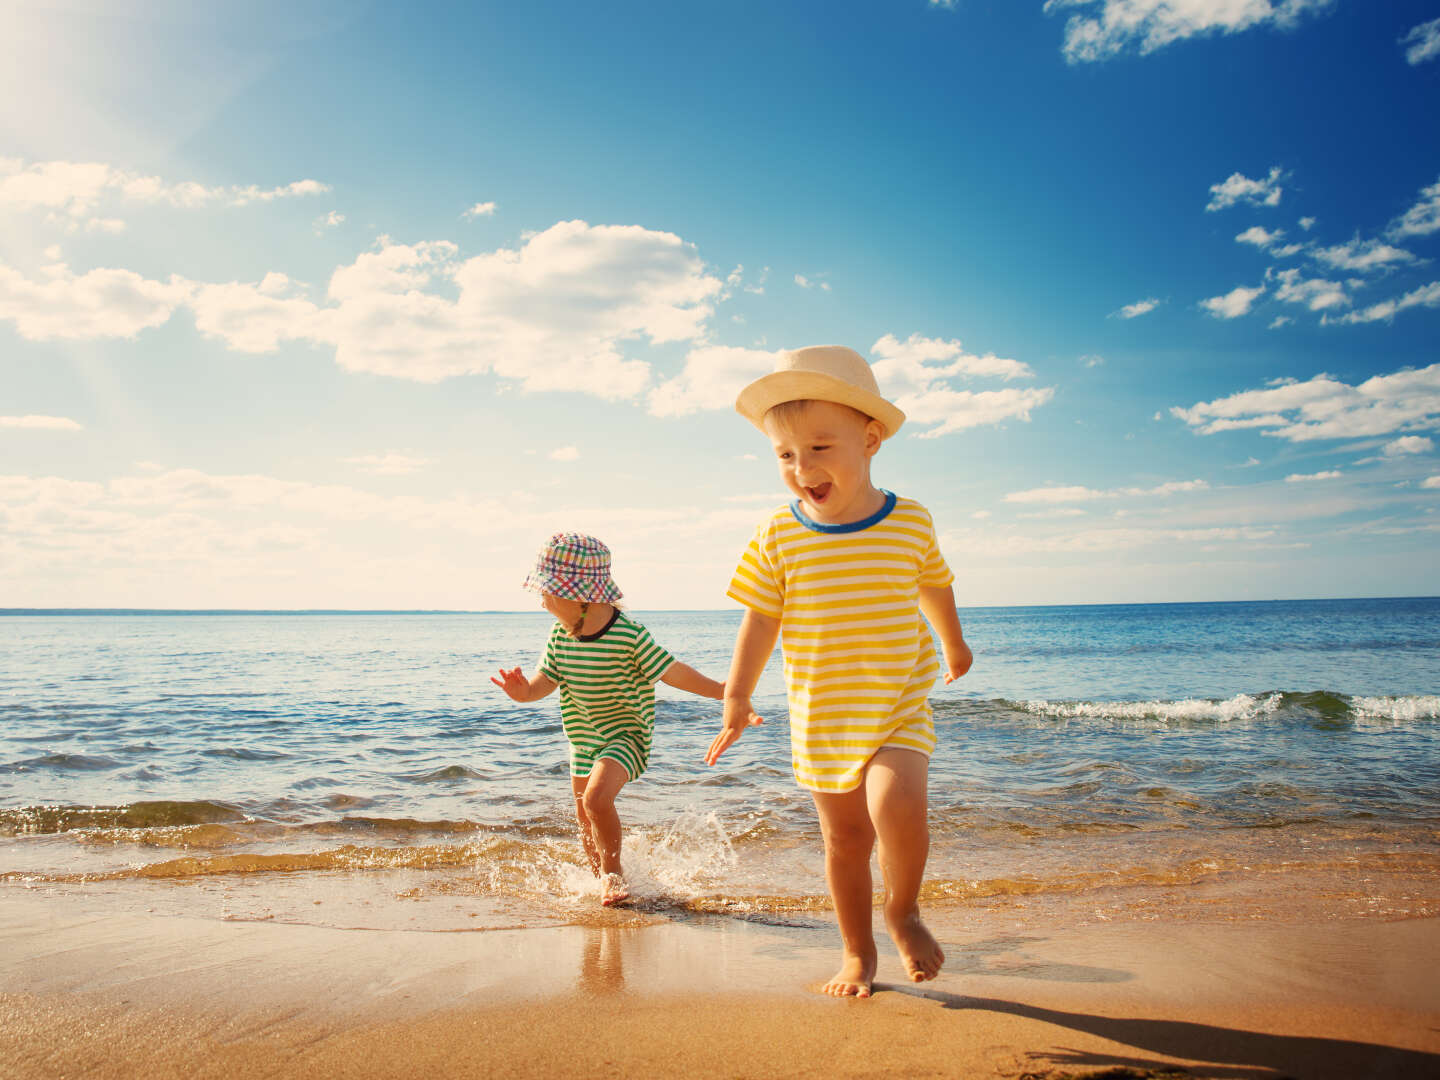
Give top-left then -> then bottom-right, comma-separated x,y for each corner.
706,346 -> 972,997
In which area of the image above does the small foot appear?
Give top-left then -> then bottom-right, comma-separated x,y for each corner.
600,873 -> 630,906
820,952 -> 877,998
889,912 -> 944,982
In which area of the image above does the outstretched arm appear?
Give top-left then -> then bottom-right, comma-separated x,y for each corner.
490,666 -> 558,703
659,661 -> 724,700
919,584 -> 972,684
705,608 -> 778,765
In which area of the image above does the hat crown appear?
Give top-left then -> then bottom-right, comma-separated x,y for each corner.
540,532 -> 611,574
778,346 -> 881,396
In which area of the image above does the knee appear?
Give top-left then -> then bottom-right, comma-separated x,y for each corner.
821,819 -> 874,861
580,785 -> 614,820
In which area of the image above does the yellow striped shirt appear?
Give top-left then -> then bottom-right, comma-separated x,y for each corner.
727,492 -> 954,793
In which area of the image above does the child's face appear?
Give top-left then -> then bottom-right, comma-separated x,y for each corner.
762,400 -> 884,525
540,592 -> 584,624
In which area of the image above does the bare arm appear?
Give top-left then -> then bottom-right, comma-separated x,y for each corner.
918,584 -> 973,684
659,661 -> 724,700
705,608 -> 778,765
490,666 -> 558,703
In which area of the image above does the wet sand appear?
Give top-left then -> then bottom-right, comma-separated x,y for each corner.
2,889 -> 1438,1079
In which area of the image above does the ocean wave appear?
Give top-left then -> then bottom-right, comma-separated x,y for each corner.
0,800 -> 248,837
1010,691 -> 1439,726
1352,695 -> 1440,721
1017,692 -> 1281,724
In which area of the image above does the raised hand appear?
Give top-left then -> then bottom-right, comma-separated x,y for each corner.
490,666 -> 532,702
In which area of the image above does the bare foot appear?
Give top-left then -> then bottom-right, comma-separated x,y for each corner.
889,911 -> 944,982
821,951 -> 877,998
600,873 -> 630,906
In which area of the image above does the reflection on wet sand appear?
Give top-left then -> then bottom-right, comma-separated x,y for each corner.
579,927 -> 625,994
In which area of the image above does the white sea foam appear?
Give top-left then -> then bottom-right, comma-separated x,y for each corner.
1021,692 -> 1281,725
1351,695 -> 1440,721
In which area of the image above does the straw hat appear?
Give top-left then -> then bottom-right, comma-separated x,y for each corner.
735,346 -> 906,439
522,532 -> 622,604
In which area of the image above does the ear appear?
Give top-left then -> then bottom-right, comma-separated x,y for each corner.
863,419 -> 884,457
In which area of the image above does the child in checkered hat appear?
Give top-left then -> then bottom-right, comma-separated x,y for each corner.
492,532 -> 748,905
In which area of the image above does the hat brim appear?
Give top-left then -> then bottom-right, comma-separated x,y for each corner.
522,568 -> 623,604
736,370 -> 905,440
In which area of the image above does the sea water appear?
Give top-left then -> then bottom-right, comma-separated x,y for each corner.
2,599 -> 1437,930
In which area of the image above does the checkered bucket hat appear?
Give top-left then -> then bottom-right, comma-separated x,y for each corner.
522,532 -> 623,604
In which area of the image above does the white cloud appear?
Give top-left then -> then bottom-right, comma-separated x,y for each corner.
1311,238 -> 1415,272
1114,296 -> 1160,318
794,273 -> 831,291
1201,283 -> 1265,319
188,222 -> 723,400
548,446 -> 580,462
1270,268 -> 1347,311
1,220 -> 724,404
1080,354 -> 1105,368
1237,225 -> 1284,248
342,453 -> 431,475
1299,216 -> 1316,231
0,415 -> 83,430
1330,281 -> 1440,325
315,210 -> 345,230
0,261 -> 193,340
1045,0 -> 1334,63
870,333 -> 1053,437
871,332 -> 1033,385
463,201 -> 497,219
1383,436 -> 1433,457
1268,316 -> 1294,329
0,159 -> 328,231
1206,166 -> 1285,211
1172,364 -> 1440,442
646,345 -> 782,417
1285,470 -> 1342,482
1005,479 -> 1208,504
889,386 -> 1055,439
1422,476 -> 1440,490
1401,17 -> 1440,65
1389,177 -> 1440,238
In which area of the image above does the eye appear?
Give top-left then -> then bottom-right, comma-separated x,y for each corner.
811,444 -> 830,453
777,450 -> 793,460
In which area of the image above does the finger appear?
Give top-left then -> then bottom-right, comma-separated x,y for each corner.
490,677 -> 504,687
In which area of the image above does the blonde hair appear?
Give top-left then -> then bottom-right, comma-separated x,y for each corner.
764,399 -> 875,428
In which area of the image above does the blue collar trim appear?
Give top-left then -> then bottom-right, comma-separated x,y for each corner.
789,489 -> 897,533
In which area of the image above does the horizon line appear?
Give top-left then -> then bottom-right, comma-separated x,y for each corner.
2,595 -> 1437,616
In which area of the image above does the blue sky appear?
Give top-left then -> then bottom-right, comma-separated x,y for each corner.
2,0 -> 1438,609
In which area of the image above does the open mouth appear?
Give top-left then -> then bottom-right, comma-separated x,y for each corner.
805,482 -> 832,503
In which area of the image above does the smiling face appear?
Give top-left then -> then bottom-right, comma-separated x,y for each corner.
762,399 -> 885,526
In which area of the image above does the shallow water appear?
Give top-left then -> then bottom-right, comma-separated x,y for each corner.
2,600 -> 1437,929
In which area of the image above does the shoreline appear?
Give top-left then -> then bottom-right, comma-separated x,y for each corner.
4,889 -> 1437,1079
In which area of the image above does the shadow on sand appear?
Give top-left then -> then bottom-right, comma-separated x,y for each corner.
878,983 -> 1440,1080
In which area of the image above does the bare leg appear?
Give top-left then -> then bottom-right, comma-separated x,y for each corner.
810,785 -> 879,997
581,758 -> 631,904
570,774 -> 602,876
866,747 -> 944,982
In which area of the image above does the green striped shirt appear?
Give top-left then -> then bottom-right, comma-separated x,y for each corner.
538,611 -> 676,779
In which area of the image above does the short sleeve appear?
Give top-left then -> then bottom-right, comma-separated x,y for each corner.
916,507 -> 955,588
726,521 -> 785,618
630,624 -> 676,684
537,628 -> 562,683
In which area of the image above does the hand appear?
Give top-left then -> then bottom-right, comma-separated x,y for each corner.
490,666 -> 530,702
705,696 -> 764,765
941,640 -> 973,684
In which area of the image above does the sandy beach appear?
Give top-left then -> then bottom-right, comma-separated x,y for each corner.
4,884 -> 1437,1080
